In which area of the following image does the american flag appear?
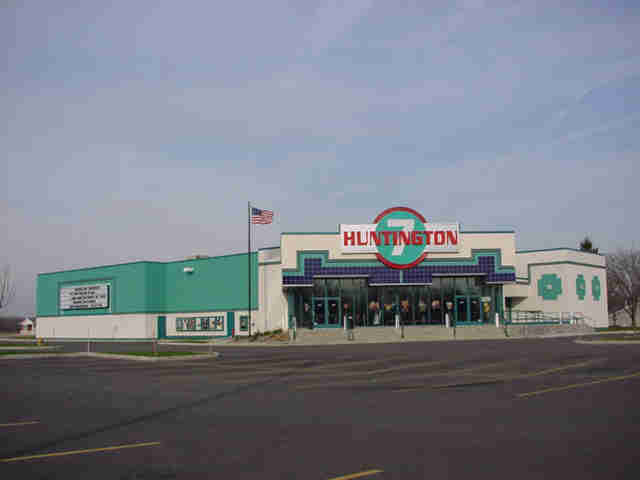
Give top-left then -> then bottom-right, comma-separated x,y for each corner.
251,207 -> 273,224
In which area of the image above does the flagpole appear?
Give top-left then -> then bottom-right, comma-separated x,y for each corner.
248,201 -> 252,337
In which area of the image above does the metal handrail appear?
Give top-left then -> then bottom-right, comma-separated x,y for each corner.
506,310 -> 589,325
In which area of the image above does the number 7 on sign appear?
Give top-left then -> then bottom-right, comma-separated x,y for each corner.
387,219 -> 414,256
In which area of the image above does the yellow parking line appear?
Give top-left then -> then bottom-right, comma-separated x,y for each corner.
299,360 -> 520,392
328,469 -> 384,480
518,371 -> 640,398
394,358 -> 604,392
0,421 -> 39,427
0,441 -> 160,463
431,359 -> 604,389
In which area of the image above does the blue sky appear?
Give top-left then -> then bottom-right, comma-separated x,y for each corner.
2,0 -> 639,315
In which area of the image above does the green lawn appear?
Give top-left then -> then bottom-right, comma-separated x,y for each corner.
0,343 -> 41,347
104,351 -> 202,357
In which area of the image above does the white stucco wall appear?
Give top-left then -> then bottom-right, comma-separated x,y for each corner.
504,249 -> 607,327
257,248 -> 286,332
36,314 -> 156,339
281,232 -> 517,270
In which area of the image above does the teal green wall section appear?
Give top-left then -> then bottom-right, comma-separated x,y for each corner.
164,253 -> 258,313
146,263 -> 166,312
37,253 -> 259,316
37,262 -> 151,316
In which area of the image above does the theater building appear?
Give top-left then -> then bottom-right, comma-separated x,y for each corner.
35,207 -> 608,339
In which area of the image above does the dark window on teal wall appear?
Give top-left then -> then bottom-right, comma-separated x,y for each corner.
176,318 -> 184,330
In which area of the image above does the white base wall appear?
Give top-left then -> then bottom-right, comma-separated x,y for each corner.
36,314 -> 157,339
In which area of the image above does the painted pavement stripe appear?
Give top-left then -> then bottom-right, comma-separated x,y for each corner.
296,360 -> 520,391
0,441 -> 161,463
517,371 -> 640,398
328,469 -> 384,480
429,359 -> 605,389
0,421 -> 39,427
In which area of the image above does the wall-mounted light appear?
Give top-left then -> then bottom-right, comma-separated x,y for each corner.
183,267 -> 194,274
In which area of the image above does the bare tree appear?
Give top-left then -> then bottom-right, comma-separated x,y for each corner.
607,248 -> 640,327
0,265 -> 16,311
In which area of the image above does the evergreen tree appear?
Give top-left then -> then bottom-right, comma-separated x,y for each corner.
579,236 -> 599,254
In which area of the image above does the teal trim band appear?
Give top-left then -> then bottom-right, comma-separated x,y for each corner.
38,252 -> 255,276
283,249 -> 515,278
40,307 -> 259,318
517,248 -> 604,256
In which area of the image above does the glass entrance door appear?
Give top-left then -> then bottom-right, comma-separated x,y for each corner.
312,297 -> 342,327
455,296 -> 468,324
469,297 -> 482,322
327,297 -> 340,326
313,298 -> 325,326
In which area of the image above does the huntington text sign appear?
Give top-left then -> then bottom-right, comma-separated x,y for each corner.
340,207 -> 459,269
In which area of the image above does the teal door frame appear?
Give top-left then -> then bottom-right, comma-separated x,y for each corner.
312,296 -> 342,328
157,316 -> 166,339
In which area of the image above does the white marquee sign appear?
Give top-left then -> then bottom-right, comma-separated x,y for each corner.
60,284 -> 109,310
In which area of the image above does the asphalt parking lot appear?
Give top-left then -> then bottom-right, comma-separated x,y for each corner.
2,337 -> 640,479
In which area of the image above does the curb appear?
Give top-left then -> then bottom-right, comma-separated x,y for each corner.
575,339 -> 640,345
84,352 -> 220,361
0,346 -> 61,351
0,352 -> 220,361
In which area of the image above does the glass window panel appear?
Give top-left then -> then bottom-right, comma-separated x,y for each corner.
455,277 -> 467,296
398,286 -> 413,325
301,288 -> 313,328
313,279 -> 325,297
368,286 -> 382,326
382,288 -> 396,326
469,277 -> 482,296
326,278 -> 339,297
415,285 -> 429,324
443,278 -> 455,318
430,278 -> 442,324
